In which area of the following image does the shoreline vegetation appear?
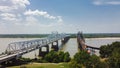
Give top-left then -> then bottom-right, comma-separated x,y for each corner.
0,33 -> 120,38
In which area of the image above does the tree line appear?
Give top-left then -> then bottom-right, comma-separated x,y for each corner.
100,41 -> 120,68
69,41 -> 120,68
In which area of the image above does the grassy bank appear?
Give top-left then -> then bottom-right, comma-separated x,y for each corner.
8,63 -> 69,68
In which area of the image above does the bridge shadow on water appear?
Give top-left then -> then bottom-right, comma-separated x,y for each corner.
59,38 -> 70,50
59,43 -> 66,50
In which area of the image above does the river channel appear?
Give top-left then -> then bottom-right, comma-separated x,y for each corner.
0,38 -> 120,58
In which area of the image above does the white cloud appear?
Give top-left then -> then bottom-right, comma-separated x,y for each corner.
12,0 -> 30,7
25,16 -> 40,26
0,0 -> 30,12
0,13 -> 16,18
24,9 -> 56,19
24,9 -> 63,23
57,16 -> 63,23
93,0 -> 120,5
106,1 -> 120,5
0,0 -> 64,34
0,13 -> 17,21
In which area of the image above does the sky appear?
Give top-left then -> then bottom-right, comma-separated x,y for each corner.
0,0 -> 120,34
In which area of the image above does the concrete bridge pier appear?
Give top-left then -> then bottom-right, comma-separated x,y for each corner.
51,41 -> 59,51
39,44 -> 49,57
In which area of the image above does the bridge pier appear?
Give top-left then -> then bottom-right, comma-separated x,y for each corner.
61,37 -> 70,44
39,44 -> 49,57
51,41 -> 59,51
78,43 -> 83,50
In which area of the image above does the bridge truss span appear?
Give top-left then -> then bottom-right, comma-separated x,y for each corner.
5,32 -> 67,55
0,32 -> 70,64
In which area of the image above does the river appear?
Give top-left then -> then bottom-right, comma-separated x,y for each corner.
0,38 -> 120,58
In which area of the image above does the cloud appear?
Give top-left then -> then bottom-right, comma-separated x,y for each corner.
24,9 -> 63,24
106,1 -> 120,5
24,9 -> 56,20
0,0 -> 64,34
93,0 -> 120,5
0,13 -> 17,21
0,0 -> 30,12
57,16 -> 63,22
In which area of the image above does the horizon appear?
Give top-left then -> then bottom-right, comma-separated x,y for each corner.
0,0 -> 120,34
0,32 -> 120,35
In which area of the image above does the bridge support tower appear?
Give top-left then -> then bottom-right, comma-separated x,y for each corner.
39,44 -> 49,57
51,41 -> 59,51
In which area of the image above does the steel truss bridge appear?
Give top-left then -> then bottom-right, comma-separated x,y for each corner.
0,32 -> 70,64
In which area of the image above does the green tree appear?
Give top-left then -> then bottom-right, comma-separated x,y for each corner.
69,51 -> 106,68
96,61 -> 108,68
107,48 -> 120,68
44,51 -> 71,63
100,41 -> 120,68
64,52 -> 71,62
74,51 -> 90,65
99,45 -> 111,58
69,51 -> 90,68
58,51 -> 65,62
100,41 -> 120,58
69,60 -> 83,68
88,55 -> 100,68
44,50 -> 58,62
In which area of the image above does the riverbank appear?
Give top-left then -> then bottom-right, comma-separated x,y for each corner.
86,37 -> 120,40
7,62 -> 69,68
